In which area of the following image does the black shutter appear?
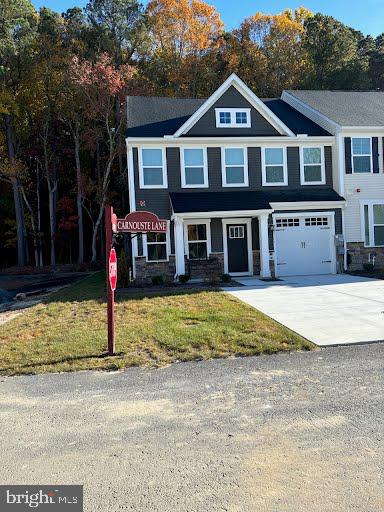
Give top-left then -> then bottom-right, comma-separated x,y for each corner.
344,137 -> 352,174
382,137 -> 384,172
372,137 -> 379,173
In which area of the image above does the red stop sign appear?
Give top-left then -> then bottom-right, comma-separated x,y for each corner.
109,248 -> 117,291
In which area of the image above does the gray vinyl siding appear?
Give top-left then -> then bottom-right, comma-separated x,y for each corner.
133,145 -> 334,219
211,218 -> 223,252
184,86 -> 281,137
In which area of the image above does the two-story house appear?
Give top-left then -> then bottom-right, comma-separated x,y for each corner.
282,90 -> 384,271
125,74 -> 346,282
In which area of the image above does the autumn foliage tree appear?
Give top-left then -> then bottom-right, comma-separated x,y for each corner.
144,0 -> 224,95
69,53 -> 135,262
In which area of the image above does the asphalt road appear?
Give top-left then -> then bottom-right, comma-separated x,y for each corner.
0,344 -> 383,512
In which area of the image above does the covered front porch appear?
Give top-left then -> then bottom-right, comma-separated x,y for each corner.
172,211 -> 272,280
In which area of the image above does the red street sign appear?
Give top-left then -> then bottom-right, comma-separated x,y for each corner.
116,211 -> 167,233
109,248 -> 117,291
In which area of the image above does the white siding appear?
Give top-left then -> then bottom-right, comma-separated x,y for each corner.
344,174 -> 384,242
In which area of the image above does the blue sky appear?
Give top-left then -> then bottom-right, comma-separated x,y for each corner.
32,0 -> 384,36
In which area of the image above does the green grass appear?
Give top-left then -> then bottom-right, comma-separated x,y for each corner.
0,272 -> 314,376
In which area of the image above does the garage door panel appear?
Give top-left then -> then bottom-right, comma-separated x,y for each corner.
275,216 -> 334,277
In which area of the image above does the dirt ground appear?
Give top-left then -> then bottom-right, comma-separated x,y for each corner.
0,343 -> 383,511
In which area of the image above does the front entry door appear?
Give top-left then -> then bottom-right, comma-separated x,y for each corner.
227,224 -> 249,274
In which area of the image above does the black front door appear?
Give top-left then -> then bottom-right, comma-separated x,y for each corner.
227,224 -> 249,273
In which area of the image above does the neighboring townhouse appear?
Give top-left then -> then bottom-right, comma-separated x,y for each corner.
125,74 -> 346,282
283,90 -> 384,270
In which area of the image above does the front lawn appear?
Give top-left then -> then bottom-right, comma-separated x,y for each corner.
0,272 -> 313,375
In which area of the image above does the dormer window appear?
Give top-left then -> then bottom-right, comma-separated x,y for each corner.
215,108 -> 251,128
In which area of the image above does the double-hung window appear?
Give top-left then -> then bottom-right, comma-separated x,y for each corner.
262,147 -> 287,186
185,222 -> 210,259
363,201 -> 384,247
145,232 -> 168,262
139,148 -> 167,188
352,138 -> 372,173
215,109 -> 251,128
222,147 -> 248,187
300,146 -> 325,184
181,148 -> 208,188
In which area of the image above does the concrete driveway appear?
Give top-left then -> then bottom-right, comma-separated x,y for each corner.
0,344 -> 383,511
227,274 -> 384,346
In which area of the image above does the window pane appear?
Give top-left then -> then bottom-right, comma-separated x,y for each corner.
143,167 -> 163,185
374,226 -> 384,245
219,112 -> 231,124
189,242 -> 207,259
184,148 -> 203,166
226,166 -> 245,184
147,232 -> 166,243
304,147 -> 321,164
185,167 -> 204,185
352,138 -> 371,155
142,148 -> 162,166
236,112 -> 248,124
364,204 -> 370,245
147,243 -> 167,261
265,148 -> 283,165
225,148 -> 244,165
373,204 -> 384,224
304,165 -> 322,182
266,165 -> 284,183
353,156 -> 371,173
188,224 -> 206,241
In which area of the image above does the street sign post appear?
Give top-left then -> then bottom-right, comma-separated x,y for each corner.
105,206 -> 168,357
105,206 -> 116,356
109,248 -> 117,291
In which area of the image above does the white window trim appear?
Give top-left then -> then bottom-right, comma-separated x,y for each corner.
143,226 -> 171,262
221,147 -> 249,187
183,219 -> 211,259
361,199 -> 384,247
138,147 -> 168,189
261,147 -> 288,186
351,137 -> 373,174
215,108 -> 251,128
180,147 -> 208,188
299,145 -> 326,185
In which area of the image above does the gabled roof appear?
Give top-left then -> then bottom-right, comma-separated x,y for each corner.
173,73 -> 295,137
126,96 -> 331,138
126,96 -> 205,137
283,90 -> 384,127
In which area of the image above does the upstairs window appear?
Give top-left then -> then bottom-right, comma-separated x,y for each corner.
215,108 -> 251,128
181,148 -> 208,188
219,112 -> 231,125
352,138 -> 372,173
301,147 -> 325,184
222,147 -> 248,187
262,147 -> 287,186
139,148 -> 167,188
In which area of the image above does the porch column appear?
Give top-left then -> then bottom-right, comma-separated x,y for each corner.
174,216 -> 185,277
258,213 -> 271,278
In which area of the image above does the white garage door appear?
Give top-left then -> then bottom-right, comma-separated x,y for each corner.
274,215 -> 335,277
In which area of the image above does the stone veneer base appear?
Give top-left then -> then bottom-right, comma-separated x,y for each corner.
347,242 -> 384,271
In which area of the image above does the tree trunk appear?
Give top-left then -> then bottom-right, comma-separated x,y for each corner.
4,114 -> 27,266
73,124 -> 84,264
48,181 -> 57,266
